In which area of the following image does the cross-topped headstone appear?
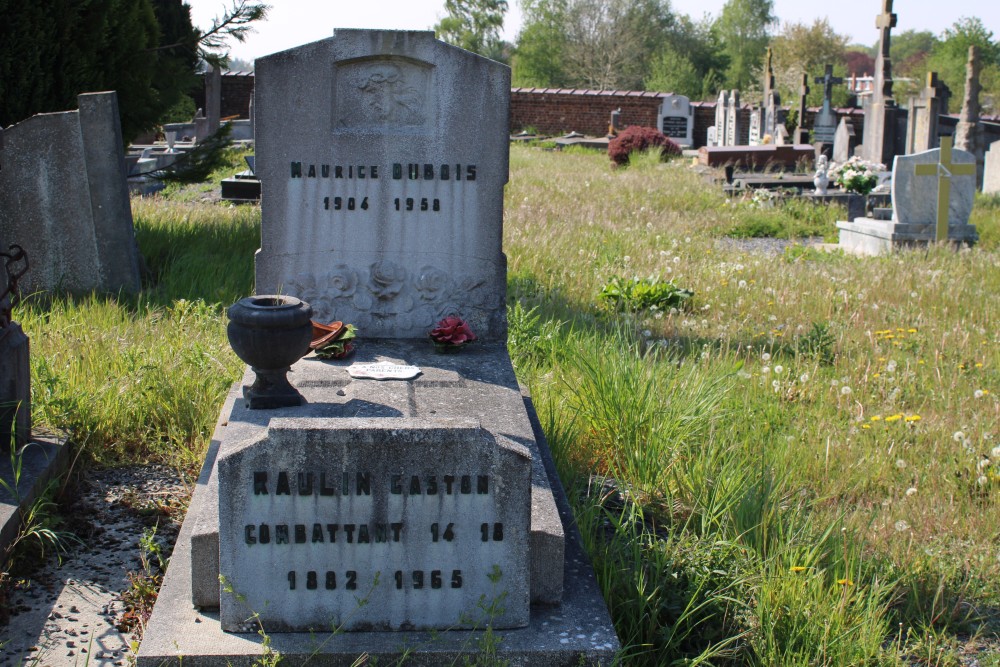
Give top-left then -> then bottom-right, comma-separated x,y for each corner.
914,136 -> 977,240
815,64 -> 843,105
813,64 -> 843,146
763,47 -> 775,104
905,71 -> 944,153
874,0 -> 896,100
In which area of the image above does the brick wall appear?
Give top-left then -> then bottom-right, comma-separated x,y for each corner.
510,88 -> 666,136
192,71 -> 255,119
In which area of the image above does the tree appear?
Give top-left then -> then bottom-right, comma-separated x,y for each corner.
926,17 -> 1000,113
511,0 -> 569,86
434,0 -> 508,61
646,14 -> 728,98
645,46 -> 702,96
769,18 -> 849,106
0,1 -> 268,141
714,0 -> 776,90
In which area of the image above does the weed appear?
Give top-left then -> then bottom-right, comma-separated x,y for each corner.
598,276 -> 693,313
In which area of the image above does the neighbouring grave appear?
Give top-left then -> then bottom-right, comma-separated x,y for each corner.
138,29 -> 618,665
714,90 -> 729,146
698,143 -> 814,169
905,72 -> 944,154
792,74 -> 810,145
954,46 -> 986,188
838,137 -> 978,254
0,92 -> 141,295
725,90 -> 742,146
748,108 -> 762,146
984,140 -> 1000,195
833,118 -> 859,162
861,0 -> 901,166
658,94 -> 693,147
813,64 -> 843,152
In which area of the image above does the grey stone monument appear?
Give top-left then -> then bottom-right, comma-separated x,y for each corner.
657,94 -> 693,147
954,45 -> 986,188
725,90 -> 742,146
905,72 -> 944,154
748,108 -> 762,146
833,118 -> 858,163
138,29 -> 618,666
861,0 -> 900,166
207,64 -> 222,135
813,64 -> 843,149
838,140 -> 979,254
984,140 -> 1000,195
714,90 -> 729,146
0,91 -> 141,296
793,74 -> 810,144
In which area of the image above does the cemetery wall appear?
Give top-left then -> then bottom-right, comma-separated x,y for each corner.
510,88 -> 664,136
192,71 -> 255,119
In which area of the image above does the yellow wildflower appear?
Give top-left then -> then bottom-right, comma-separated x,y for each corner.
905,415 -> 921,422
837,578 -> 854,586
885,414 -> 903,423
790,566 -> 807,573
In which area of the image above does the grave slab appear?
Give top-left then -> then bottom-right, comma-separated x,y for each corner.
138,344 -> 619,666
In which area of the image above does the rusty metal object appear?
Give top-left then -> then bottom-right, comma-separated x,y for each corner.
0,244 -> 28,326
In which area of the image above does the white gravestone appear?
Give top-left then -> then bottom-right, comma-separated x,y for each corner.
714,91 -> 728,146
984,140 -> 1000,195
891,146 -> 976,226
255,31 -> 510,340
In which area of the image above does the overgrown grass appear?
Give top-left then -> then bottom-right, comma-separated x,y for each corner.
15,143 -> 1000,663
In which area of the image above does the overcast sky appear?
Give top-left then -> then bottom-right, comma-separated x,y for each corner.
185,0 -> 998,63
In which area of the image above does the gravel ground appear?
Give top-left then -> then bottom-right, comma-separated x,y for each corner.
1,466 -> 189,666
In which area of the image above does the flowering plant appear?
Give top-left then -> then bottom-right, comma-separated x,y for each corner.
829,156 -> 886,195
429,315 -> 477,351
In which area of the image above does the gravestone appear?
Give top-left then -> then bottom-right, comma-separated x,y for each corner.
207,64 -> 222,135
861,0 -> 900,166
793,74 -> 810,144
813,64 -> 843,149
838,139 -> 978,254
657,94 -> 693,147
833,118 -> 858,163
714,90 -> 729,146
905,72 -> 944,154
0,92 -> 141,296
954,46 -> 985,188
138,29 -> 618,666
725,90 -> 742,147
761,47 -> 785,139
748,108 -> 762,146
0,244 -> 29,449
984,140 -> 1000,195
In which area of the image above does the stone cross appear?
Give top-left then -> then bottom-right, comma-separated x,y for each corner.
874,0 -> 896,100
914,136 -> 977,241
763,47 -> 775,104
815,65 -> 843,106
955,45 -> 985,187
905,71 -> 943,153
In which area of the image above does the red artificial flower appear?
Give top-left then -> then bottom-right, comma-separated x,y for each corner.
430,316 -> 477,346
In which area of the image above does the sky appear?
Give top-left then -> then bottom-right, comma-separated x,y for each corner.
185,0 -> 999,64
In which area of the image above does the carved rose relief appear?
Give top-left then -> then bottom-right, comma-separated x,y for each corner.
414,266 -> 450,300
368,261 -> 407,300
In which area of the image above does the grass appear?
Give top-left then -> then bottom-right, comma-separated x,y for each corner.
12,144 -> 1000,664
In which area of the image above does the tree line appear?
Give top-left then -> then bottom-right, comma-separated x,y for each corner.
436,0 -> 1000,114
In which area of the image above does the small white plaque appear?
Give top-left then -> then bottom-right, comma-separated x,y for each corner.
347,362 -> 421,380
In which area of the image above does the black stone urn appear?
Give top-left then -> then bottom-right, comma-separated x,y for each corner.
227,295 -> 313,409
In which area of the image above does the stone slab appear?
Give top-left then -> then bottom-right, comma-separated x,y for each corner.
189,341 -> 565,613
698,144 -> 814,169
836,218 -> 979,255
254,30 -> 510,340
0,436 -> 72,555
137,349 -> 619,665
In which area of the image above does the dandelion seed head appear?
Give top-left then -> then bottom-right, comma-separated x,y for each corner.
841,386 -> 852,396
905,487 -> 917,497
774,365 -> 783,375
761,352 -> 771,362
894,520 -> 910,532
762,366 -> 771,374
800,373 -> 809,383
895,459 -> 906,469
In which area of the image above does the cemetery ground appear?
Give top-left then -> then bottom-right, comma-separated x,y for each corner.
2,144 -> 999,665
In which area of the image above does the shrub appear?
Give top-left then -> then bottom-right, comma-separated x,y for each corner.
608,126 -> 680,167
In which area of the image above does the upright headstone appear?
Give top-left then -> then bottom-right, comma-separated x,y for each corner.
905,72 -> 944,154
256,35 -> 509,339
813,64 -> 843,148
954,45 -> 986,188
657,94 -> 693,147
714,90 -> 729,146
0,92 -> 141,295
984,140 -> 1000,195
861,0 -> 900,165
793,74 -> 810,144
833,118 -> 859,163
748,108 -> 762,146
725,90 -> 741,147
0,245 -> 30,449
837,139 -> 979,254
206,64 -> 222,135
135,32 -> 617,666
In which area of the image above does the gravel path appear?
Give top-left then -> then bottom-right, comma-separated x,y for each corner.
1,466 -> 189,666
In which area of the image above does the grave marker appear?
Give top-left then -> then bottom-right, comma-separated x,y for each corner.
657,94 -> 693,147
861,0 -> 900,165
726,90 -> 742,146
813,64 -> 843,147
912,136 -> 977,240
984,140 -> 1000,195
954,46 -> 986,188
714,91 -> 729,146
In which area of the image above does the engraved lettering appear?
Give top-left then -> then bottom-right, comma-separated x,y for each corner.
276,472 -> 290,495
326,524 -> 339,542
245,525 -> 256,544
259,524 -> 270,544
335,166 -> 344,178
298,472 -> 313,496
460,475 -> 471,494
441,164 -> 450,180
477,475 -> 489,494
356,473 -> 371,495
312,523 -> 324,543
276,525 -> 289,544
290,162 -> 302,178
390,474 -> 402,494
467,165 -> 477,180
392,523 -> 403,541
358,525 -> 370,543
409,475 -> 421,495
307,165 -> 316,177
344,524 -> 356,543
320,472 -> 336,496
444,475 -> 455,494
295,524 -> 307,543
321,164 -> 330,177
426,476 -> 438,494
253,471 -> 268,495
393,163 -> 402,179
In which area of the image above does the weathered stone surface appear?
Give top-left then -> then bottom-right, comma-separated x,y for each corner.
955,46 -> 985,188
892,146 -> 976,226
861,0 -> 899,165
984,140 -> 1000,195
254,30 -> 510,339
812,65 -> 842,145
658,94 -> 693,147
138,365 -> 619,665
725,90 -> 741,146
905,72 -> 943,154
0,323 -> 30,449
0,92 -> 140,295
833,118 -> 858,163
714,91 -> 728,146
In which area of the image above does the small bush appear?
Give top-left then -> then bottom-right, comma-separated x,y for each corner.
608,126 -> 680,167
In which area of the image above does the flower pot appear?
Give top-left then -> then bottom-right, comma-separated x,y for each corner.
227,295 -> 313,409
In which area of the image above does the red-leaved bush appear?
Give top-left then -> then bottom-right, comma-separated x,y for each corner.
608,126 -> 681,167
